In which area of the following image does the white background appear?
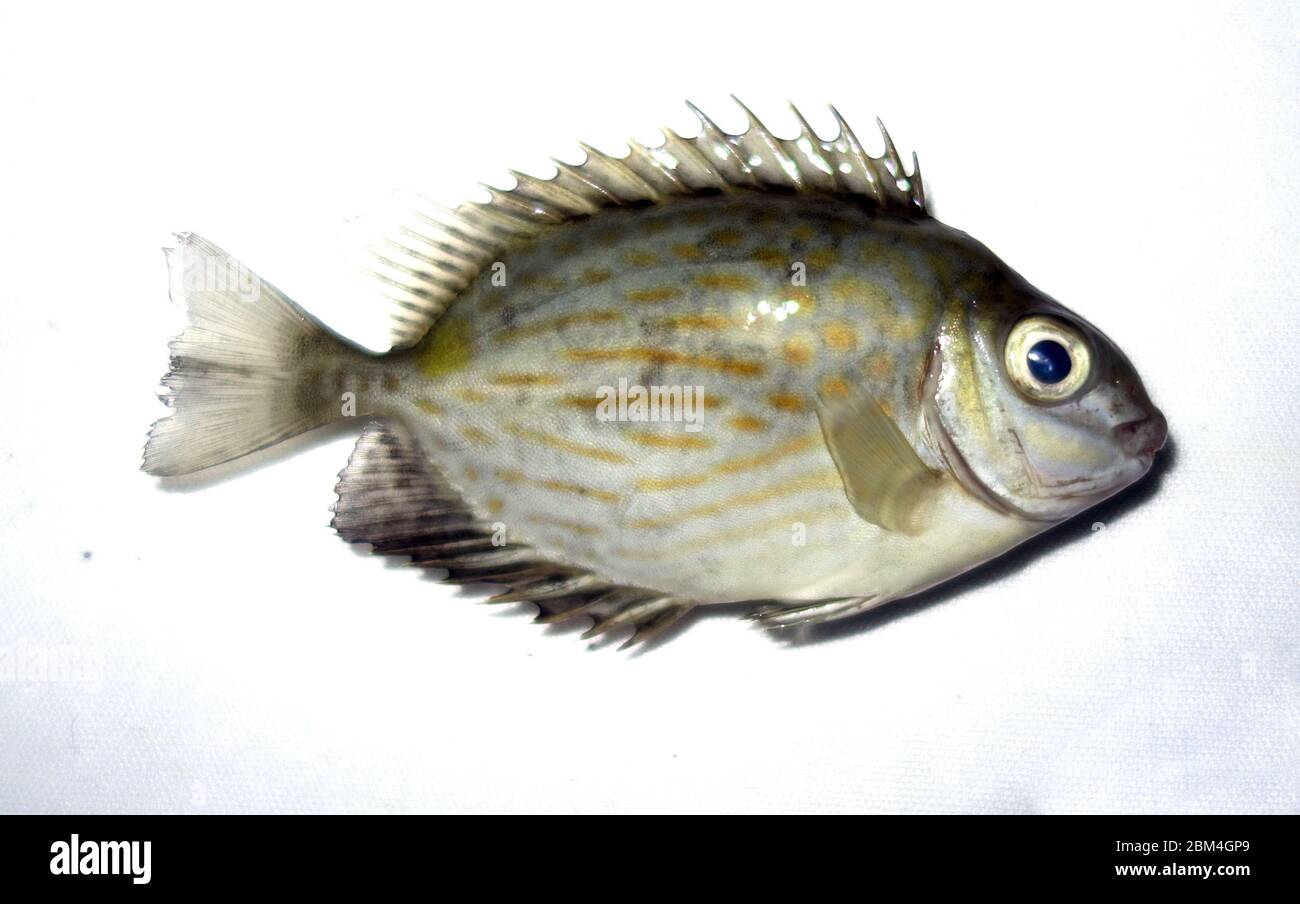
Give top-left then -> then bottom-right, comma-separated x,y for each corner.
1,1 -> 1297,813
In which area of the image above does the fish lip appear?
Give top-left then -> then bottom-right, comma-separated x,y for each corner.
1113,410 -> 1169,461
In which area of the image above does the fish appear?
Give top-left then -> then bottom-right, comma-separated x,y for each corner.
143,99 -> 1167,646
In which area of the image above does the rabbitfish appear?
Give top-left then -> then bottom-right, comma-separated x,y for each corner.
144,101 -> 1167,645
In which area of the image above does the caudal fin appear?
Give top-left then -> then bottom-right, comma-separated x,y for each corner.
143,233 -> 367,477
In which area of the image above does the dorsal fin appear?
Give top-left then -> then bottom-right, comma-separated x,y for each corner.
358,99 -> 927,349
332,421 -> 692,648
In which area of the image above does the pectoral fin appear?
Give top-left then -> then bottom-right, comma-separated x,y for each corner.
815,386 -> 942,533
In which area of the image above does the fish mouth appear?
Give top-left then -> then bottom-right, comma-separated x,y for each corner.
1113,410 -> 1168,465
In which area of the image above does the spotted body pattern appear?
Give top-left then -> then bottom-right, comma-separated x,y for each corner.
145,102 -> 1166,642
379,194 -> 1002,605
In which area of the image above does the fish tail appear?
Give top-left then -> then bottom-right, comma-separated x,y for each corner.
143,233 -> 375,477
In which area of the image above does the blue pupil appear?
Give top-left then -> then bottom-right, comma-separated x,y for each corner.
1026,339 -> 1072,384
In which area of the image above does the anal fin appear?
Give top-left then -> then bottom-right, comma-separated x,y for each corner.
751,595 -> 887,628
332,420 -> 690,647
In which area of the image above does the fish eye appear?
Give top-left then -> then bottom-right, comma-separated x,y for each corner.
1004,316 -> 1091,402
1027,339 -> 1071,383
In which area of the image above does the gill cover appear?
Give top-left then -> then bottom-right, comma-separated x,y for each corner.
924,282 -> 1164,523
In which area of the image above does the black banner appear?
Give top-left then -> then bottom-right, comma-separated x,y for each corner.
0,815 -> 1291,892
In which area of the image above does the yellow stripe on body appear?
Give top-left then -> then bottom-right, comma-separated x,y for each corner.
489,373 -> 565,387
635,432 -> 819,491
492,310 -> 624,343
624,287 -> 683,303
768,392 -> 808,413
625,432 -> 715,450
693,272 -> 758,292
504,424 -> 631,464
556,392 -> 727,412
822,321 -> 858,351
782,334 -> 815,366
496,468 -> 622,505
727,415 -> 768,432
523,514 -> 602,537
704,227 -> 745,247
563,348 -> 764,378
649,312 -> 734,331
457,426 -> 496,450
652,505 -> 842,554
458,425 -> 497,447
819,375 -> 853,399
623,250 -> 661,267
749,246 -> 785,265
629,467 -> 842,529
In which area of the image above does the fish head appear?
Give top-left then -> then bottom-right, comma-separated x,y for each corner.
923,263 -> 1167,524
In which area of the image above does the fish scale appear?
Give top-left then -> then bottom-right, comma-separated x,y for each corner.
144,101 -> 1165,642
372,194 -> 992,601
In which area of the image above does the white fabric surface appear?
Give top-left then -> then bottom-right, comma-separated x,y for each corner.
1,1 -> 1297,813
